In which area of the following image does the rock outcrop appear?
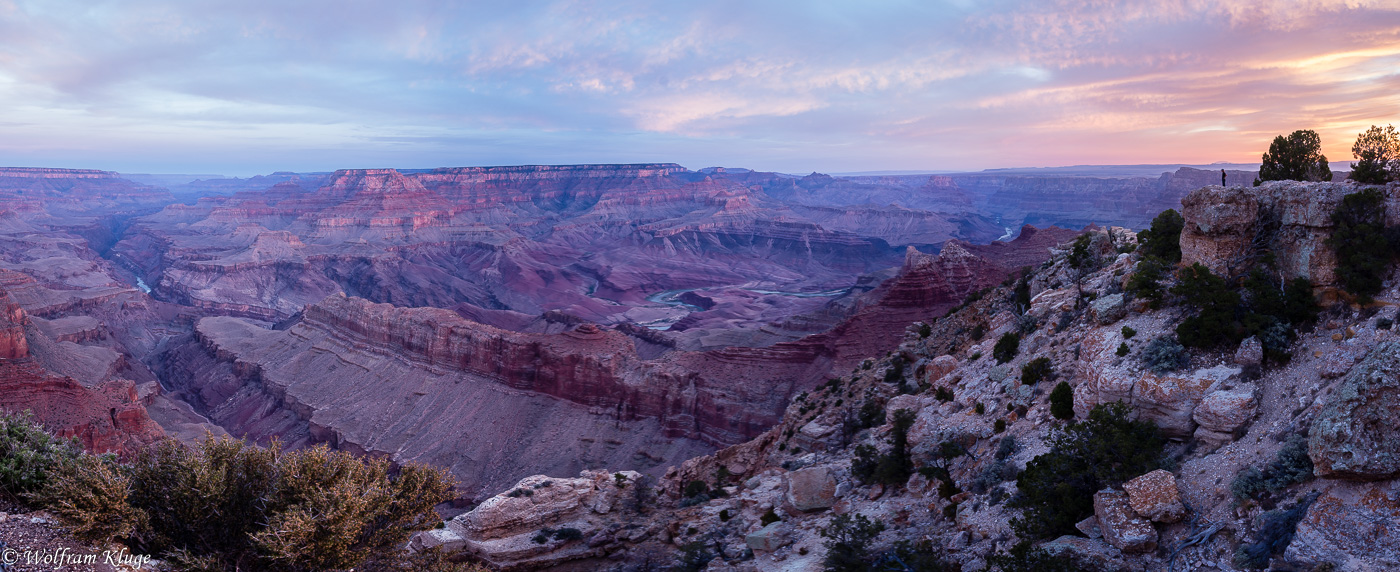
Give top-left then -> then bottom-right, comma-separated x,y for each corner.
1180,180 -> 1400,287
1285,483 -> 1400,570
1309,341 -> 1400,480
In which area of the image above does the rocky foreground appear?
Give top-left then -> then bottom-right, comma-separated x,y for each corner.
416,180 -> 1400,571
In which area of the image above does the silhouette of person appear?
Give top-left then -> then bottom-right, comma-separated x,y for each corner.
1221,169 -> 1226,186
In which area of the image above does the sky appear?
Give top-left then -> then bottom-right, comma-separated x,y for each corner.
0,0 -> 1398,176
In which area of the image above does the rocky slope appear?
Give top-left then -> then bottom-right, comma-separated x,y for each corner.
419,180 -> 1400,572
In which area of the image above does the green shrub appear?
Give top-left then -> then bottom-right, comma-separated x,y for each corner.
970,323 -> 986,341
683,480 -> 709,499
1116,342 -> 1129,357
821,513 -> 885,572
126,437 -> 452,571
1125,259 -> 1167,309
1137,209 -> 1184,263
32,453 -> 146,544
1020,357 -> 1053,385
1328,188 -> 1392,302
995,436 -> 1019,461
1141,336 -> 1190,373
27,435 -> 454,571
1049,382 -> 1075,420
1067,234 -> 1096,272
0,410 -> 79,497
934,387 -> 954,402
994,419 -> 1006,433
1230,435 -> 1314,502
1121,325 -> 1137,339
1174,263 -> 1244,348
857,399 -> 885,429
1011,402 -> 1163,539
852,410 -> 916,487
993,332 -> 1021,364
919,323 -> 932,338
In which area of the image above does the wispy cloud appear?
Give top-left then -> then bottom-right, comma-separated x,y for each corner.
0,0 -> 1396,174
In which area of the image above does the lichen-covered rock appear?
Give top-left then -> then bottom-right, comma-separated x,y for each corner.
1192,386 -> 1258,436
1090,293 -> 1126,325
1093,489 -> 1158,553
1122,470 -> 1185,523
1310,341 -> 1400,479
745,522 -> 789,552
785,466 -> 838,512
1285,483 -> 1400,570
1075,515 -> 1103,539
924,355 -> 959,384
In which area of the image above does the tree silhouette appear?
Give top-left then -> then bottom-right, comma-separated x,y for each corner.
1349,124 -> 1400,185
1256,130 -> 1332,184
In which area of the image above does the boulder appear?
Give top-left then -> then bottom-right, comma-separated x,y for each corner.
924,355 -> 959,384
745,522 -> 789,552
1122,470 -> 1185,523
1234,336 -> 1263,368
1192,386 -> 1258,435
1090,293 -> 1126,325
885,394 -> 923,424
1310,341 -> 1400,479
1285,484 -> 1400,570
1093,489 -> 1157,553
786,466 -> 838,512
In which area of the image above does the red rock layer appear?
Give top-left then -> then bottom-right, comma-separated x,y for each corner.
0,287 -> 162,454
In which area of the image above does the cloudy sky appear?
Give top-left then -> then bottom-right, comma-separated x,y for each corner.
0,0 -> 1398,175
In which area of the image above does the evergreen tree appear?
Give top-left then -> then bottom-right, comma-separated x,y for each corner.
1257,130 -> 1332,183
1349,124 -> 1400,184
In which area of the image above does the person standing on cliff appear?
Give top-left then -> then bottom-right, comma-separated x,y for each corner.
1221,169 -> 1227,186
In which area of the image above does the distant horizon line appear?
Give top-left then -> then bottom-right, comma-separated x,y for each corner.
0,160 -> 1280,183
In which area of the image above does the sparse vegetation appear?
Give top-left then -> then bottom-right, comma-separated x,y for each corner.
993,332 -> 1021,364
1137,209 -> 1184,263
1230,435 -> 1314,502
1328,187 -> 1392,302
1020,357 -> 1053,385
1173,263 -> 1243,348
1049,381 -> 1074,420
23,431 -> 455,571
821,513 -> 885,572
1141,336 -> 1190,373
1121,325 -> 1136,339
1125,258 -> 1168,309
1234,493 -> 1319,569
1011,402 -> 1163,539
0,410 -> 79,498
851,409 -> 915,486
1116,342 -> 1129,357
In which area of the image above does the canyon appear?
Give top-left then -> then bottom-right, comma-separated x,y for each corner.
0,163 -> 1206,503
